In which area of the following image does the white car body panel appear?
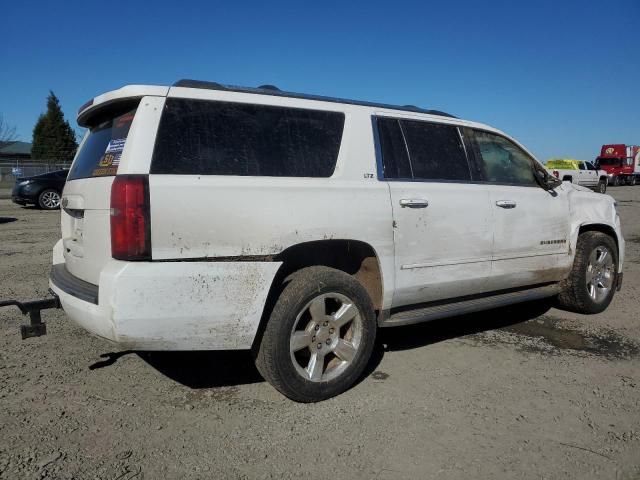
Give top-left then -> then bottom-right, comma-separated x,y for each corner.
488,184 -> 571,289
388,182 -> 493,306
51,83 -> 625,351
51,258 -> 281,349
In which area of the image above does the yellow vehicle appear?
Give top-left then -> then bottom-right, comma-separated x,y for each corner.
546,159 -> 582,170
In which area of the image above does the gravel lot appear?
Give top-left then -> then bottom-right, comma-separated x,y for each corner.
1,187 -> 639,480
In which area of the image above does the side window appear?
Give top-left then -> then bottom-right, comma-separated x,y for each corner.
376,118 -> 412,179
400,120 -> 471,181
586,162 -> 596,171
472,130 -> 537,186
151,99 -> 344,177
578,162 -> 586,170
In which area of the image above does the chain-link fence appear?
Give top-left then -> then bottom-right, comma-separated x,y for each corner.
0,160 -> 71,185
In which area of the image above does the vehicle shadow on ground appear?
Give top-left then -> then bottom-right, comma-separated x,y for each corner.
89,301 -> 552,390
362,300 -> 554,378
0,217 -> 17,224
137,350 -> 264,388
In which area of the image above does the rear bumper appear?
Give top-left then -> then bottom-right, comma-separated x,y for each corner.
50,259 -> 281,350
50,264 -> 99,304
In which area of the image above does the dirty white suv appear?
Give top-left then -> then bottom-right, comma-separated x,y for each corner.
47,80 -> 624,402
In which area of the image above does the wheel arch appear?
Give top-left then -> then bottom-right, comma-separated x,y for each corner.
252,239 -> 385,350
578,223 -> 618,248
575,223 -> 621,271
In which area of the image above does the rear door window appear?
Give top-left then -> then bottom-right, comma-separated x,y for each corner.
151,99 -> 345,177
67,107 -> 137,180
376,117 -> 472,182
400,120 -> 471,181
376,117 -> 412,179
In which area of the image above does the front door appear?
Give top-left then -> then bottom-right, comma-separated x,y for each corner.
583,161 -> 598,186
467,129 -> 571,289
375,117 -> 494,308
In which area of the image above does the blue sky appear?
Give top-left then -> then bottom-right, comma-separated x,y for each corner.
1,0 -> 638,161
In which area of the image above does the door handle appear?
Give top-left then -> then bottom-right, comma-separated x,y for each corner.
399,198 -> 429,208
495,200 -> 516,209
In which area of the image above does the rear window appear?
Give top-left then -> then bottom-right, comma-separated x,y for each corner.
67,107 -> 137,180
151,99 -> 345,177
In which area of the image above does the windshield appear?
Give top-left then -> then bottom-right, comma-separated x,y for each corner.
597,157 -> 622,167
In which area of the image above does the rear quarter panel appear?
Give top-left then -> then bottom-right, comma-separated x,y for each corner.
148,107 -> 396,309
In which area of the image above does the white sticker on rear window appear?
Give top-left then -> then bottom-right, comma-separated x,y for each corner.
105,138 -> 126,154
101,138 -> 126,167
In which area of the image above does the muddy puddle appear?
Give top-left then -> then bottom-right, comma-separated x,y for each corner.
477,316 -> 639,360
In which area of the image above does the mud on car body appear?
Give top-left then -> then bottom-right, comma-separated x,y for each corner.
2,80 -> 625,402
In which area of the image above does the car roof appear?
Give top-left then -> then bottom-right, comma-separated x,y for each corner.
172,79 -> 456,118
77,82 -> 540,164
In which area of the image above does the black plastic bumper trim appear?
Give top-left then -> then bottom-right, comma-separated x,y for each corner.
50,264 -> 99,305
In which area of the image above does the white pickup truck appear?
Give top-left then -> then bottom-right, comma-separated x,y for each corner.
546,159 -> 608,193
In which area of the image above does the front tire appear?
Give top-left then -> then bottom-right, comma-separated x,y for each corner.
557,232 -> 618,314
255,266 -> 376,402
630,176 -> 637,186
37,189 -> 61,210
597,180 -> 607,194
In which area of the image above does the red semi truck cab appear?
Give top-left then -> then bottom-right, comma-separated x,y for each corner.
596,144 -> 640,186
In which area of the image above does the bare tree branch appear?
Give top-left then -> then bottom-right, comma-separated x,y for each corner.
0,114 -> 18,145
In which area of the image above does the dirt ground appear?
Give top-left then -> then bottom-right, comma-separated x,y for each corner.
1,187 -> 639,480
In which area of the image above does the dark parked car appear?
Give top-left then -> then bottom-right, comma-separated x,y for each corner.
11,170 -> 68,210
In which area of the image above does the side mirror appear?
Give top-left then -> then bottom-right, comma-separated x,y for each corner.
535,169 -> 561,191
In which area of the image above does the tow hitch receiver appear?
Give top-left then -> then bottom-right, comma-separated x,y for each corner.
0,292 -> 61,339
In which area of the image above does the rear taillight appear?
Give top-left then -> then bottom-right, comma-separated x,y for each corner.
110,175 -> 151,260
552,170 -> 559,178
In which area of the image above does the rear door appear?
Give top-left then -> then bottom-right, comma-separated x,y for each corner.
376,117 -> 494,307
466,129 -> 571,289
61,102 -> 143,284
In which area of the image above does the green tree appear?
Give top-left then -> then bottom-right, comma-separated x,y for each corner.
31,91 -> 78,164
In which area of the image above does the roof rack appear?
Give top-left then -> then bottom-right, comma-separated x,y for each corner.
172,79 -> 455,118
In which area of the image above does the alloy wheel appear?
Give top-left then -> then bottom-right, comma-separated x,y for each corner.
289,293 -> 363,382
585,246 -> 614,303
41,191 -> 60,209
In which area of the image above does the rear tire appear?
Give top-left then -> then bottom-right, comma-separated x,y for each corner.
557,232 -> 618,314
255,266 -> 376,402
37,189 -> 61,210
597,180 -> 607,194
611,176 -> 619,187
630,176 -> 637,186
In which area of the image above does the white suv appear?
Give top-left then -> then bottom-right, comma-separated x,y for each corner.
49,80 -> 624,402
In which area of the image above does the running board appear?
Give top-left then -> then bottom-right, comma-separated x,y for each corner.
381,284 -> 559,328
